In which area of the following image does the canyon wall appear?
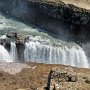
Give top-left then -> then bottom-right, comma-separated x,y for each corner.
0,0 -> 90,43
28,0 -> 90,25
1,0 -> 90,25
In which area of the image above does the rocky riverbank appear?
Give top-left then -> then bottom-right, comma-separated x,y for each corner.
0,63 -> 90,90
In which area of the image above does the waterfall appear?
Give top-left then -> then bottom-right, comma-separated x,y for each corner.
24,41 -> 89,68
0,45 -> 12,62
0,11 -> 89,68
10,41 -> 17,61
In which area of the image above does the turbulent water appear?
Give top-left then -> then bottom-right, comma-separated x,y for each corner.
10,41 -> 17,61
0,45 -> 12,62
24,40 -> 89,68
0,12 -> 89,68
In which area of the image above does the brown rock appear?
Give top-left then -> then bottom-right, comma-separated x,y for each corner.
85,77 -> 90,84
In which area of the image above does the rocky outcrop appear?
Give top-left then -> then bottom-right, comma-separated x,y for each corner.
1,0 -> 90,25
47,66 -> 90,90
27,0 -> 90,44
6,32 -> 29,44
28,0 -> 90,25
0,32 -> 29,45
0,0 -> 90,44
0,32 -> 29,61
0,63 -> 90,90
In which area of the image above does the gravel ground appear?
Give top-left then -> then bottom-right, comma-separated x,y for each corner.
0,63 -> 31,75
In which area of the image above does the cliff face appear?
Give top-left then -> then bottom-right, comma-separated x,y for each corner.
27,0 -> 90,44
28,0 -> 90,25
0,63 -> 90,90
0,0 -> 90,25
0,0 -> 30,19
0,0 -> 90,43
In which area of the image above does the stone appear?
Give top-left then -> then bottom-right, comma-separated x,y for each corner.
68,75 -> 77,82
85,77 -> 90,84
6,32 -> 29,44
51,67 -> 77,83
28,0 -> 90,25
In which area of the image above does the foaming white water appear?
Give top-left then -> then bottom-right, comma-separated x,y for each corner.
10,41 -> 17,61
0,13 -> 89,68
24,41 -> 89,68
0,45 -> 12,62
0,35 -> 7,39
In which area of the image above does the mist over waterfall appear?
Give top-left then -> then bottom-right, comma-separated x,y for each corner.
10,41 -> 17,61
0,11 -> 89,68
24,41 -> 89,68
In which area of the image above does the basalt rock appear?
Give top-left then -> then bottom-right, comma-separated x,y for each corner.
26,0 -> 90,44
0,32 -> 29,58
0,0 -> 90,25
0,32 -> 29,45
6,32 -> 29,44
28,0 -> 90,25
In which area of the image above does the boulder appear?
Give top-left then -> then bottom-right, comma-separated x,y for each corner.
6,32 -> 29,44
51,67 -> 78,82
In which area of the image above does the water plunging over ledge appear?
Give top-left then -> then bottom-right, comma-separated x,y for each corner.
24,40 -> 89,68
0,45 -> 12,62
10,41 -> 17,61
0,34 -> 89,68
0,12 -> 89,68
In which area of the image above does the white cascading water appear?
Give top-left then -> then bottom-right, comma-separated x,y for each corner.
10,41 -> 18,61
24,40 -> 89,68
0,12 -> 89,68
0,45 -> 12,62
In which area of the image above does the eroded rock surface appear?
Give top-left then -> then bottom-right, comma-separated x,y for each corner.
0,0 -> 90,25
28,0 -> 90,25
48,66 -> 90,90
6,32 -> 29,44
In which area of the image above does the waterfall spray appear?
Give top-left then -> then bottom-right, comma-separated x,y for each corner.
0,45 -> 12,62
24,40 -> 89,68
10,41 -> 18,61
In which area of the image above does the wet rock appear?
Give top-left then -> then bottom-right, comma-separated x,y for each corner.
28,0 -> 90,25
0,32 -> 29,55
6,32 -> 29,44
0,32 -> 29,45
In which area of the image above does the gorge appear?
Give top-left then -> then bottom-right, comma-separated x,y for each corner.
0,0 -> 90,68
